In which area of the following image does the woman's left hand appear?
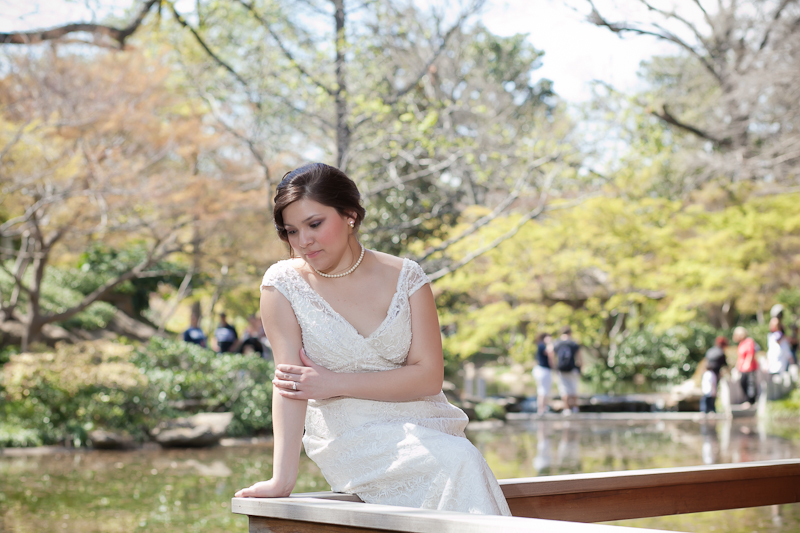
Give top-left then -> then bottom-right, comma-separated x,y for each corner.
273,348 -> 338,400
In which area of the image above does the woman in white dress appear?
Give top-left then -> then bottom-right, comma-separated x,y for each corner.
235,163 -> 510,515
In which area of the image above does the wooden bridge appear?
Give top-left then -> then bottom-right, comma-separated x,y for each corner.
232,458 -> 800,532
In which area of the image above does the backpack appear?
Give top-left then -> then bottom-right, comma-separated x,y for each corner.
555,341 -> 576,372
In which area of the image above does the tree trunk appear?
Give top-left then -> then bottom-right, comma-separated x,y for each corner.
333,0 -> 350,169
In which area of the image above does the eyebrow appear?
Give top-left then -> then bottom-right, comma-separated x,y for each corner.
284,214 -> 323,227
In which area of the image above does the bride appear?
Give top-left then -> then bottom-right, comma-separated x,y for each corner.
234,163 -> 510,515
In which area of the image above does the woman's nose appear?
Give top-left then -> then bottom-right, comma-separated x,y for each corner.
299,229 -> 314,247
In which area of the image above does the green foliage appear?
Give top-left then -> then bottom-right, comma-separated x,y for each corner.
352,23 -> 562,255
433,191 -> 800,385
0,422 -> 42,448
0,263 -> 118,331
3,341 -> 151,446
474,400 -> 507,421
1,338 -> 274,447
766,388 -> 800,419
78,243 -> 187,315
584,323 -> 718,386
132,337 -> 274,437
0,345 -> 17,366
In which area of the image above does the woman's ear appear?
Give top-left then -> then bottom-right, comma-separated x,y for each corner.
344,210 -> 359,225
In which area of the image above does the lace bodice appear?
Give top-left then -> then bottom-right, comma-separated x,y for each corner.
261,257 -> 429,373
259,256 -> 510,515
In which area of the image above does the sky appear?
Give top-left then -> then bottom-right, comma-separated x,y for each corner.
0,0 -> 677,103
482,0 -> 674,101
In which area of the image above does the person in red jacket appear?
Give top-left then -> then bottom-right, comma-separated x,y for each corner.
733,326 -> 759,405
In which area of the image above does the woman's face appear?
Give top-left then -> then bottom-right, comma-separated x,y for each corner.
282,198 -> 353,270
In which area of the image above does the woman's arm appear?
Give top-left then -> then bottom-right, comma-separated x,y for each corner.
235,287 -> 307,498
273,283 -> 444,402
546,343 -> 556,369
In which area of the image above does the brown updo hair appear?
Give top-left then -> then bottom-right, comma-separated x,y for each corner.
273,163 -> 366,244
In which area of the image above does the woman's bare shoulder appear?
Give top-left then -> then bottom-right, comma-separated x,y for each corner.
368,250 -> 405,272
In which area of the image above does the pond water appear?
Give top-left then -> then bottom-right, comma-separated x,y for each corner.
1,416 -> 799,532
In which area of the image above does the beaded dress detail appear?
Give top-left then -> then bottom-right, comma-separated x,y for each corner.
261,258 -> 510,515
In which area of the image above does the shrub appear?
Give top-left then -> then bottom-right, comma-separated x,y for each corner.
133,337 -> 274,437
3,341 -> 150,445
585,322 -> 718,386
0,422 -> 43,448
766,388 -> 800,418
474,401 -> 507,421
2,338 -> 274,447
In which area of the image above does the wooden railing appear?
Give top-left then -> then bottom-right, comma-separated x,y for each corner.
232,459 -> 800,532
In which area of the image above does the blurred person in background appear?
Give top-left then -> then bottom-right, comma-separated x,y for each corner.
554,326 -> 582,415
787,324 -> 798,366
733,327 -> 759,406
767,316 -> 792,375
214,312 -> 238,353
238,314 -> 267,356
701,336 -> 728,414
532,333 -> 554,415
182,313 -> 207,348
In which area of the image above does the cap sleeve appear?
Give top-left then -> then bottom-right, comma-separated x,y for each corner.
260,261 -> 294,302
405,259 -> 431,297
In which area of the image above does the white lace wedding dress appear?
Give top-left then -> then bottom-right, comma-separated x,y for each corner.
261,258 -> 511,515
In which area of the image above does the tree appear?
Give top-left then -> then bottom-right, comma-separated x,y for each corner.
2,1 -> 578,274
579,0 -> 800,188
0,49 -> 258,348
159,0 -> 571,264
431,189 -> 800,375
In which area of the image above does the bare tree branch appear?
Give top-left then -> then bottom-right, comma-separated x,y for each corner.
157,269 -> 194,333
758,0 -> 794,51
233,0 -> 337,96
690,0 -> 713,28
638,0 -> 711,52
384,2 -> 481,106
168,3 -> 252,90
200,93 -> 274,203
652,104 -> 727,146
0,120 -> 33,163
0,0 -> 160,48
417,155 -> 558,262
364,151 -> 464,196
585,0 -> 722,84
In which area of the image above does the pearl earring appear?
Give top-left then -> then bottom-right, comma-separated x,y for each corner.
349,220 -> 355,228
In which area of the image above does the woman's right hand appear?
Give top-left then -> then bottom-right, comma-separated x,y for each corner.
273,348 -> 338,400
235,478 -> 294,498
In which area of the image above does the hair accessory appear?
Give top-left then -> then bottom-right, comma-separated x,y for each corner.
312,244 -> 365,278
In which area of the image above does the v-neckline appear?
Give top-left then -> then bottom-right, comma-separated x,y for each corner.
289,258 -> 408,340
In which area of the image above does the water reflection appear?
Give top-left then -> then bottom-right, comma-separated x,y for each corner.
467,417 -> 800,533
469,417 -> 800,481
1,418 -> 799,532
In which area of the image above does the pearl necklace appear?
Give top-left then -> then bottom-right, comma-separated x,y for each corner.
312,244 -> 365,278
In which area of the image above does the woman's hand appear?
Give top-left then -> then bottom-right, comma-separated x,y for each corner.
235,478 -> 293,498
273,348 -> 339,400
